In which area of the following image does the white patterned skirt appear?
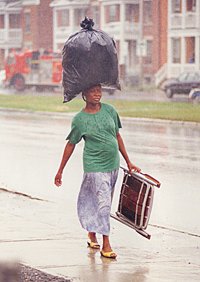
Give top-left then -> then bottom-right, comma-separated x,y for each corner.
77,169 -> 119,236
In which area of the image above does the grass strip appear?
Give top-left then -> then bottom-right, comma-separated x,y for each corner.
0,94 -> 199,122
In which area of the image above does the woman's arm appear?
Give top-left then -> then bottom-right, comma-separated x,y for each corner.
54,141 -> 76,187
116,132 -> 141,173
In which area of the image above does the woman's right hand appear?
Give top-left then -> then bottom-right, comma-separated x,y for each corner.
54,172 -> 62,187
128,162 -> 141,174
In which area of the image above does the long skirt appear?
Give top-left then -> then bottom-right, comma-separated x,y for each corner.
77,169 -> 119,236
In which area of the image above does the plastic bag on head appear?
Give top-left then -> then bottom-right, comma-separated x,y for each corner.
62,17 -> 121,103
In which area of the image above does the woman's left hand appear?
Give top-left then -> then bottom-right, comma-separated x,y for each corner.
127,162 -> 141,174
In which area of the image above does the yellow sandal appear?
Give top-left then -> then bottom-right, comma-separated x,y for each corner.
100,250 -> 117,259
87,241 -> 100,249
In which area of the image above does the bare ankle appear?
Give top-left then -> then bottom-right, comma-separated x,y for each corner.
102,235 -> 112,250
88,232 -> 98,243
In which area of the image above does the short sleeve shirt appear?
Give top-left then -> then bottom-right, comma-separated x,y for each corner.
66,103 -> 122,172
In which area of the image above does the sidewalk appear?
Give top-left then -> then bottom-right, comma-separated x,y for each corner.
0,188 -> 200,282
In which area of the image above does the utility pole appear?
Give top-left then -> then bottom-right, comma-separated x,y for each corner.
138,0 -> 143,91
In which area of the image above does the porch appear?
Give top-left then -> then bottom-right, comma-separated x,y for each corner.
0,28 -> 22,46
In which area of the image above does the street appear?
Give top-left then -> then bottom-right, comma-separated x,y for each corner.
0,84 -> 193,104
0,108 -> 200,281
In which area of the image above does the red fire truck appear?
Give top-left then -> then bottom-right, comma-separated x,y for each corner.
4,49 -> 62,91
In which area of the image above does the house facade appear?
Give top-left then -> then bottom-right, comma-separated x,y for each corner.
0,0 -> 23,69
0,0 -> 176,86
22,0 -> 53,51
50,0 -> 90,53
50,0 -> 168,85
0,0 -> 53,69
167,0 -> 200,79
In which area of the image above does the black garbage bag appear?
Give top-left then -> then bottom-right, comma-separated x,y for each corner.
62,17 -> 121,102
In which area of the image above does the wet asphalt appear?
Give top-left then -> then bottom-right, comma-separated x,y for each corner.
0,88 -> 200,281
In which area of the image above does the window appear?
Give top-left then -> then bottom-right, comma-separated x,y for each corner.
7,57 -> 16,66
172,38 -> 180,63
110,5 -> 117,22
186,37 -> 195,63
25,13 -> 30,33
74,9 -> 87,27
126,4 -> 139,23
9,14 -> 20,28
178,72 -> 188,81
74,9 -> 81,26
0,14 -> 5,28
187,0 -> 196,12
144,1 -> 152,24
192,0 -> 196,11
92,6 -> 99,28
145,41 -> 152,64
128,40 -> 137,67
186,72 -> 199,81
106,5 -> 120,23
57,10 -> 69,27
172,0 -> 181,13
26,57 -> 31,67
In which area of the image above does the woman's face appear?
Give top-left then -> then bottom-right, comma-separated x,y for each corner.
85,85 -> 102,104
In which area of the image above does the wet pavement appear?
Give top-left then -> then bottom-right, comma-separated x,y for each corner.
0,84 -> 192,103
0,109 -> 200,281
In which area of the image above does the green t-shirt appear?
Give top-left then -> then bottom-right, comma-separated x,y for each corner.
66,103 -> 122,172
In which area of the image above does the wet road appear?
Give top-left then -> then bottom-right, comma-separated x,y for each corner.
0,109 -> 200,281
1,109 -> 200,234
0,84 -> 192,103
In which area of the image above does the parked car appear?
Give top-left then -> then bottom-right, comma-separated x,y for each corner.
102,86 -> 116,95
161,71 -> 200,98
189,88 -> 200,103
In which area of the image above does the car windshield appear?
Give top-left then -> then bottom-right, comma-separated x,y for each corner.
7,57 -> 16,66
186,72 -> 200,81
178,72 -> 188,82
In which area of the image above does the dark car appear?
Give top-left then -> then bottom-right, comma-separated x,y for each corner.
102,86 -> 116,95
161,71 -> 200,98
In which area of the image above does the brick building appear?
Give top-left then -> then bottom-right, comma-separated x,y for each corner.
22,0 -> 53,51
167,0 -> 200,79
50,0 -> 168,86
0,0 -> 22,68
50,0 -> 90,53
0,0 -> 169,86
0,0 -> 53,69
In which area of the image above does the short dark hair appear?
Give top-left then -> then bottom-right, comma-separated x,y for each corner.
82,84 -> 101,101
82,84 -> 101,96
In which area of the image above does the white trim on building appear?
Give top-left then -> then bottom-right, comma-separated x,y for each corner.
167,0 -> 200,78
100,0 -> 140,78
22,0 -> 40,5
50,0 -> 148,84
0,1 -> 23,58
50,0 -> 90,52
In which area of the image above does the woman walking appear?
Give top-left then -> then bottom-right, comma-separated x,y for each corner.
54,84 -> 141,258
